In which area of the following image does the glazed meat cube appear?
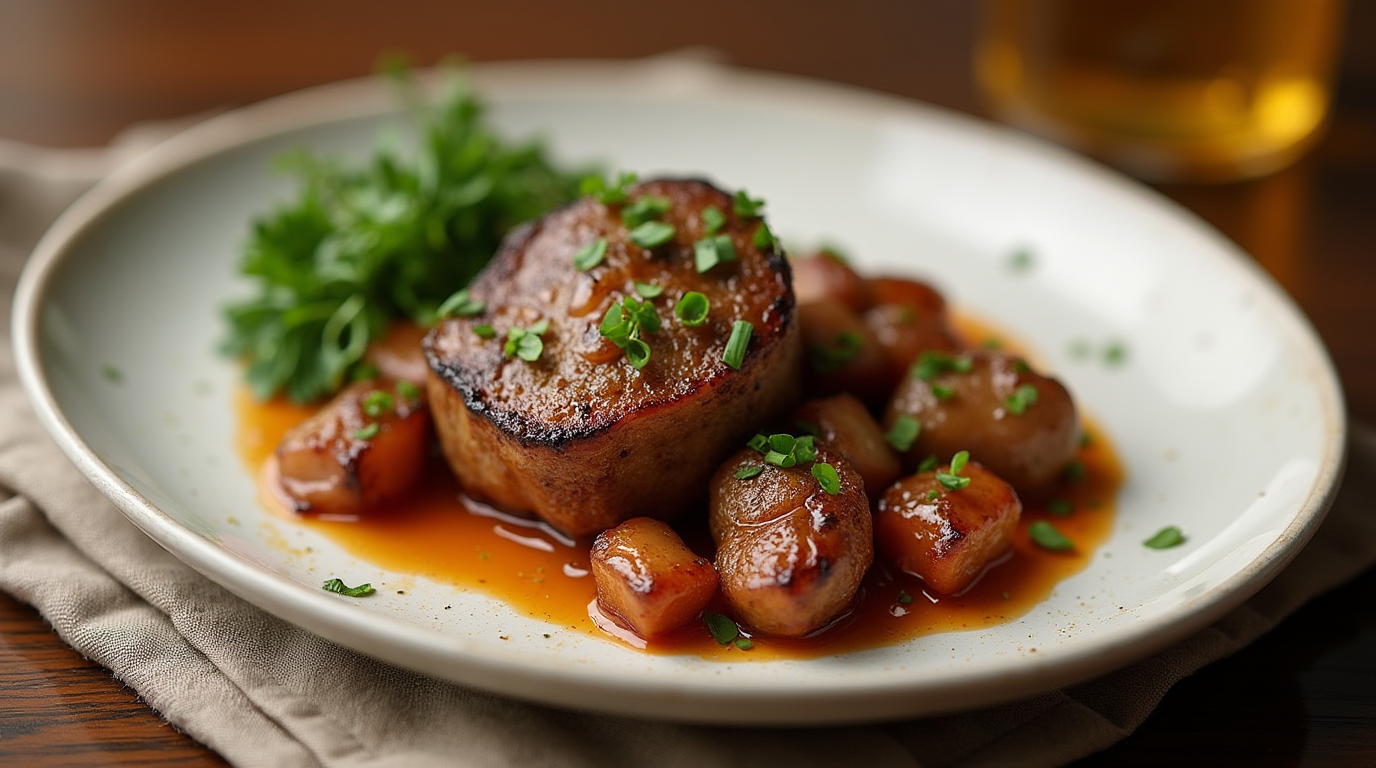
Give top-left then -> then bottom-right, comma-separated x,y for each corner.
275,379 -> 429,515
590,517 -> 719,637
875,460 -> 1022,595
425,178 -> 802,536
710,441 -> 872,637
884,350 -> 1078,495
793,393 -> 902,503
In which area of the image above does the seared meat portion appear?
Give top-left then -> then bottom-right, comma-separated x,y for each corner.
425,178 -> 801,536
591,517 -> 718,637
275,379 -> 430,515
709,442 -> 872,637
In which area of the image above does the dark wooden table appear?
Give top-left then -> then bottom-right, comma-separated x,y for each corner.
2,2 -> 1373,765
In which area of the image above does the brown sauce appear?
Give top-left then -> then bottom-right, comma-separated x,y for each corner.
234,352 -> 1123,661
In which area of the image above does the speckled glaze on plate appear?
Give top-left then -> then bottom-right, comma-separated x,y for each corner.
12,58 -> 1345,724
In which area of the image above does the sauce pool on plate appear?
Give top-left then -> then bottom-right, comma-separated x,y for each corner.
235,383 -> 1122,660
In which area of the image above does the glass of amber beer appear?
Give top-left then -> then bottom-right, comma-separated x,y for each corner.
976,0 -> 1344,182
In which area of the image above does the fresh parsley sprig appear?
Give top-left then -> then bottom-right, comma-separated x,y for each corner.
223,66 -> 587,403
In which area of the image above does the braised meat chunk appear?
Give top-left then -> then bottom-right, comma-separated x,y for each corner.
591,517 -> 718,637
710,441 -> 872,637
425,178 -> 802,536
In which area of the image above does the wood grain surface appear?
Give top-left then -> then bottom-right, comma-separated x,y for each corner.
1,1 -> 1372,765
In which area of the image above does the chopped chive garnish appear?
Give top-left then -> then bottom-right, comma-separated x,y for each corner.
950,450 -> 969,474
1144,526 -> 1186,549
581,171 -> 637,204
926,489 -> 940,501
1064,460 -> 1087,482
363,390 -> 395,418
1104,341 -> 1128,367
634,281 -> 663,298
322,578 -> 375,597
675,291 -> 710,326
733,636 -> 754,650
732,190 -> 765,218
917,454 -> 939,473
809,331 -> 864,372
982,337 -> 1003,350
910,351 -> 973,380
694,233 -> 737,273
1029,520 -> 1075,551
353,423 -> 380,440
101,365 -> 123,383
630,220 -> 676,249
437,289 -> 484,318
793,418 -> 821,437
747,433 -> 769,453
620,195 -> 671,227
572,238 -> 608,271
811,462 -> 840,494
350,362 -> 379,382
931,384 -> 955,400
396,380 -> 420,401
1007,247 -> 1034,272
723,320 -> 753,370
885,415 -> 921,452
1047,499 -> 1074,516
1005,383 -> 1039,415
735,464 -> 765,480
599,297 -> 659,368
625,338 -> 651,369
898,590 -> 914,605
752,220 -> 778,250
703,611 -> 739,645
701,205 -> 726,234
473,324 -> 496,339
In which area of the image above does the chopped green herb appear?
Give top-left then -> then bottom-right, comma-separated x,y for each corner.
752,220 -> 779,251
633,281 -> 663,298
581,171 -> 637,204
629,220 -> 676,249
572,238 -> 608,271
694,233 -> 737,273
1104,341 -> 1128,367
723,320 -> 753,370
819,246 -> 850,265
982,337 -> 1003,350
917,454 -> 939,473
733,636 -> 754,651
350,362 -> 380,382
1063,460 -> 1087,482
1047,499 -> 1074,516
1078,431 -> 1093,448
396,380 -> 420,401
363,390 -> 395,418
674,291 -> 710,326
701,205 -> 726,235
1008,247 -> 1034,272
322,578 -> 375,597
936,450 -> 972,491
1005,383 -> 1039,415
735,464 -> 765,480
898,590 -> 914,605
1144,526 -> 1186,549
703,611 -> 740,645
503,322 -> 548,362
760,433 -> 817,469
926,489 -> 940,501
599,297 -> 660,369
910,351 -> 973,381
809,331 -> 864,372
437,289 -> 485,318
885,415 -> 921,452
812,462 -> 841,494
621,195 -> 672,227
101,365 -> 123,384
747,433 -> 770,453
732,190 -> 765,218
353,423 -> 380,440
473,324 -> 496,339
931,384 -> 956,400
1029,520 -> 1075,551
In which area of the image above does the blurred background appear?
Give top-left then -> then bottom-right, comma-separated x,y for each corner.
1,2 -> 1373,765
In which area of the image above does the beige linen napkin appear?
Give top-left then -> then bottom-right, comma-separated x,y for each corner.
2,127 -> 1375,768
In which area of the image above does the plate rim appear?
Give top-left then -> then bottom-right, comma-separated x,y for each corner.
11,57 -> 1348,724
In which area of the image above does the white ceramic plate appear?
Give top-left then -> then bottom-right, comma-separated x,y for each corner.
13,58 -> 1345,724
